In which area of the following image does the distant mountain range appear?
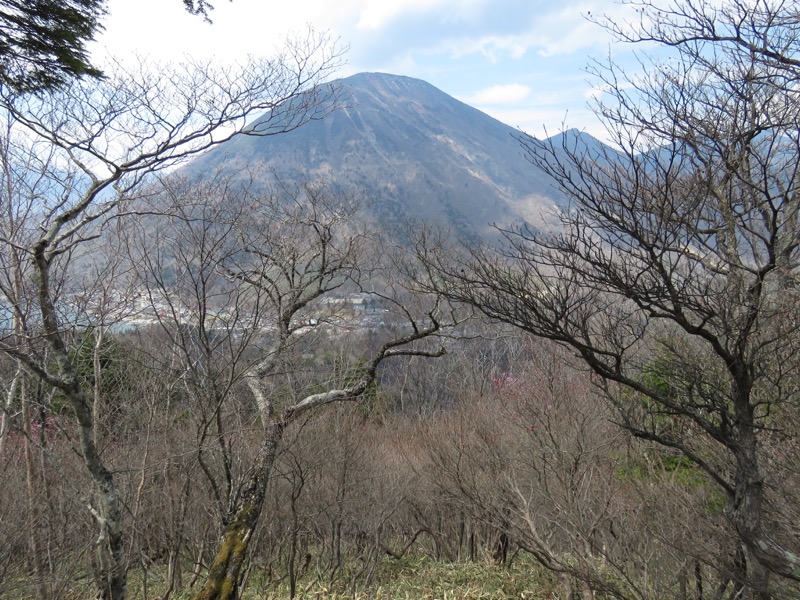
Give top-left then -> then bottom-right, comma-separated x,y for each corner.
188,72 -> 605,239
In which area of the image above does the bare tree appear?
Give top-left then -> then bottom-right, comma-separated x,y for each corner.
121,174 -> 452,600
183,181 -> 451,600
415,1 -> 800,598
0,33 -> 343,600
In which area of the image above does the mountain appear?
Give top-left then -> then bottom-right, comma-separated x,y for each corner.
188,72 -> 597,239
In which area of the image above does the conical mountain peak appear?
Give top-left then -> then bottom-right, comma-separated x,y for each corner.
190,72 -> 579,238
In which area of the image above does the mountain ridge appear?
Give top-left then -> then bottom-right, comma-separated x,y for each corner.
189,72 -> 604,238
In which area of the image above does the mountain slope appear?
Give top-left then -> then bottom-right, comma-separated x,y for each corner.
189,72 -> 588,238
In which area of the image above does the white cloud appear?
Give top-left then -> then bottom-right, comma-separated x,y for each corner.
356,0 -> 448,30
95,0 -> 349,63
429,1 -> 643,63
468,83 -> 530,104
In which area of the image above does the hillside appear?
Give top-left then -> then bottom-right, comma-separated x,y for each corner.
188,72 -> 601,239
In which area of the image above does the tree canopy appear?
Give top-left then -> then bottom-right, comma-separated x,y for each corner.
0,0 -> 231,93
0,0 -> 105,92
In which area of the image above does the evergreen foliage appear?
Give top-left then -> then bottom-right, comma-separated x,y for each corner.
0,0 -> 106,92
0,0 -> 230,93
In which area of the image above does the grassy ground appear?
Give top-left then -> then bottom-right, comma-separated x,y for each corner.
129,554 -> 561,600
251,555 -> 559,600
2,554 -> 562,599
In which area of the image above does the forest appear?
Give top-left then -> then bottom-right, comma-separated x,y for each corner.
1,1 -> 800,599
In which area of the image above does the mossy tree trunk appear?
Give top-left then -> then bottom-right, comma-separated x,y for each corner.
193,421 -> 284,600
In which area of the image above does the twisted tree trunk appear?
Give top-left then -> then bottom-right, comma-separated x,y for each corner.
193,421 -> 284,600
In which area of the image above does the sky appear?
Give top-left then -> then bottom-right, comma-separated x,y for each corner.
92,0 -> 646,141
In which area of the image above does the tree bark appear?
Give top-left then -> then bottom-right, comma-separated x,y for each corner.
22,376 -> 48,600
33,246 -> 127,600
729,378 -> 774,600
731,434 -> 771,599
193,420 -> 284,600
